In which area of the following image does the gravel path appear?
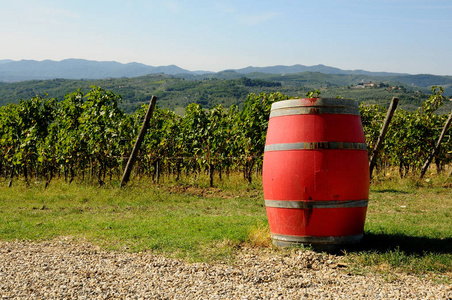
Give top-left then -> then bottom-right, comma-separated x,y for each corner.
1,239 -> 450,299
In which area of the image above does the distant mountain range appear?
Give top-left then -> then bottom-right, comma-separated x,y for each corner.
0,59 -> 210,82
1,59 -> 451,96
0,58 -> 412,82
229,64 -> 407,77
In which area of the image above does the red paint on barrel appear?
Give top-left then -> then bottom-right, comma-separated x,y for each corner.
263,98 -> 369,247
265,114 -> 366,145
266,206 -> 367,237
264,150 -> 369,201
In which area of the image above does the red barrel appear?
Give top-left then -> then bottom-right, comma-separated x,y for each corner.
262,98 -> 369,249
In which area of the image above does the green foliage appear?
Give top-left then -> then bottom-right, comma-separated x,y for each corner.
0,86 -> 134,185
421,86 -> 446,115
0,85 -> 451,185
44,89 -> 86,181
305,89 -> 321,98
1,74 -> 450,113
239,77 -> 282,87
0,85 -> 296,186
0,94 -> 56,181
237,92 -> 290,183
360,86 -> 451,177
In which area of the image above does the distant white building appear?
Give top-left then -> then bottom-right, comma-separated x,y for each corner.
352,81 -> 379,89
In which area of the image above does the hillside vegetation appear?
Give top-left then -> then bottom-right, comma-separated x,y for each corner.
1,72 -> 451,113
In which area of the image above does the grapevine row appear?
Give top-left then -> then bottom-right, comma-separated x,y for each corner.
0,86 -> 450,186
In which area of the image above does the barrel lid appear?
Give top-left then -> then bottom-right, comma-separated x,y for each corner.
270,98 -> 360,117
272,98 -> 358,109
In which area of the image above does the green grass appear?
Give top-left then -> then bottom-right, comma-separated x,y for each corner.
345,173 -> 452,279
0,172 -> 451,279
0,176 -> 267,262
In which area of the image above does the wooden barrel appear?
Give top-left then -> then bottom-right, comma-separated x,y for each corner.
262,98 -> 369,249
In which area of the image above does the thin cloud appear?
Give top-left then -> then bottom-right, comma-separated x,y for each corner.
214,1 -> 236,14
237,12 -> 282,26
166,0 -> 182,14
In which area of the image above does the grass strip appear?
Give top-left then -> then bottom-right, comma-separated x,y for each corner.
0,174 -> 451,277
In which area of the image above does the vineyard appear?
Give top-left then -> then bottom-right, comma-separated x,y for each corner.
0,86 -> 451,187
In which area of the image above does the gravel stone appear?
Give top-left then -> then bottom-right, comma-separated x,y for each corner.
0,239 -> 450,299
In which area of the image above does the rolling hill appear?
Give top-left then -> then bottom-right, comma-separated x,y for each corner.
0,59 -> 451,114
0,59 -> 414,82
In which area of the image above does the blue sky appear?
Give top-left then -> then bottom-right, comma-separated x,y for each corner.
1,0 -> 451,75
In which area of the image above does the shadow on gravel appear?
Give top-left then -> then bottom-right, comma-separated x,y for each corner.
342,233 -> 452,255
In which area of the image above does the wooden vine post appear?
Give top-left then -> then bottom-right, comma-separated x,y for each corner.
369,97 -> 399,179
420,110 -> 452,178
120,96 -> 157,187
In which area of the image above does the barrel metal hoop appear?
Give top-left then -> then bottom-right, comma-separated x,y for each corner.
271,233 -> 363,245
265,199 -> 368,209
270,106 -> 360,117
264,142 -> 367,152
271,98 -> 359,110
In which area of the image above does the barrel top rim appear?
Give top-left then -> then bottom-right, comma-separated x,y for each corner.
271,98 -> 359,110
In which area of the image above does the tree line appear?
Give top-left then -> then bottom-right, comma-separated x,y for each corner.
3,74 -> 449,114
0,86 -> 450,187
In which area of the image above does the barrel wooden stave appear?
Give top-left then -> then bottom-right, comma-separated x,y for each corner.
265,114 -> 366,145
262,98 -> 369,248
266,206 -> 368,237
263,150 -> 369,201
